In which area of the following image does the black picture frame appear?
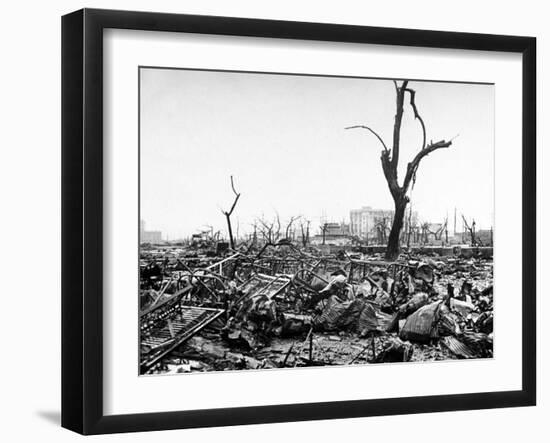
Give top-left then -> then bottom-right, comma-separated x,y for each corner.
61,8 -> 536,435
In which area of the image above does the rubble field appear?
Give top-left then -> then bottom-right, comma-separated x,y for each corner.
139,243 -> 493,375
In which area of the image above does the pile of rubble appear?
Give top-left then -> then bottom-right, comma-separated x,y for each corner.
139,243 -> 493,374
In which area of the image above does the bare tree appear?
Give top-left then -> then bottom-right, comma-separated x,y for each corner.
274,213 -> 282,243
421,219 -> 447,244
256,214 -> 283,244
347,80 -> 454,260
433,218 -> 448,241
257,217 -> 274,244
299,219 -> 311,247
462,215 -> 477,246
284,215 -> 301,240
374,217 -> 389,244
221,175 -> 241,249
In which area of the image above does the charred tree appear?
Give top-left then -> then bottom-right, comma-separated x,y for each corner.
221,176 -> 241,250
300,219 -> 311,247
257,214 -> 283,245
406,203 -> 414,248
462,215 -> 477,246
285,215 -> 301,241
257,217 -> 274,244
347,80 -> 454,260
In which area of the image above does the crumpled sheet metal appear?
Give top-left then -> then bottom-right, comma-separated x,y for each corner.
413,262 -> 434,283
315,296 -> 348,330
461,331 -> 493,357
315,296 -> 391,336
398,292 -> 429,316
441,335 -> 476,359
399,301 -> 442,343
372,337 -> 413,363
450,298 -> 475,318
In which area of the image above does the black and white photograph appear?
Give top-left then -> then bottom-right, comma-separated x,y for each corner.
0,0 -> 545,440
138,68 -> 494,375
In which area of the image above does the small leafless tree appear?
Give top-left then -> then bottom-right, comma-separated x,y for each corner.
462,215 -> 477,246
273,214 -> 282,243
257,217 -> 273,244
299,219 -> 311,247
257,214 -> 282,244
285,215 -> 301,240
347,80 -> 454,260
374,217 -> 389,244
221,175 -> 240,249
433,218 -> 448,241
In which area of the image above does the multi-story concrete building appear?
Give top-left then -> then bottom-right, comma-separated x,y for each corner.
349,206 -> 394,239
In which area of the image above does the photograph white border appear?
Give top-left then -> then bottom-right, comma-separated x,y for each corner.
103,29 -> 522,416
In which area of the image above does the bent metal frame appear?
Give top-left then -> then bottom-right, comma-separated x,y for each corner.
61,8 -> 536,435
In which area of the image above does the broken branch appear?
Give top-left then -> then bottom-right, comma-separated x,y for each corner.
223,175 -> 241,217
403,139 -> 453,191
391,80 -> 408,169
404,88 -> 426,151
222,175 -> 241,249
345,125 -> 389,152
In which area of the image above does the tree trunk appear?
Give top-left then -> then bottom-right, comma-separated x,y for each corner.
385,197 -> 407,261
225,213 -> 235,249
347,80 -> 452,261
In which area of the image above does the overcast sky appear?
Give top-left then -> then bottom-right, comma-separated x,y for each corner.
140,67 -> 494,240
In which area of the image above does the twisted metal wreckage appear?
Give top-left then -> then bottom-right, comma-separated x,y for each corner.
139,243 -> 493,374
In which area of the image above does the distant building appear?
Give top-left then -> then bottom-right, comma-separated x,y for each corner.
323,222 -> 350,237
311,222 -> 351,246
140,220 -> 162,244
349,206 -> 394,240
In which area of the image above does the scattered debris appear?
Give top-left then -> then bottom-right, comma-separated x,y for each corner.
441,336 -> 475,359
399,301 -> 443,343
372,337 -> 413,363
140,242 -> 493,374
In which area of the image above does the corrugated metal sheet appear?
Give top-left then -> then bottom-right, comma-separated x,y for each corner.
315,297 -> 388,334
399,301 -> 442,343
441,335 -> 476,359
